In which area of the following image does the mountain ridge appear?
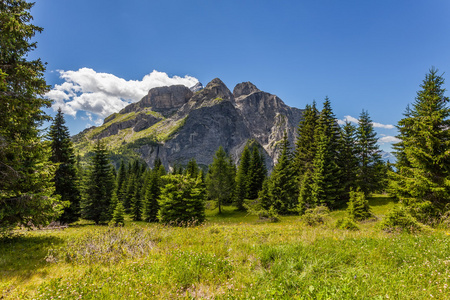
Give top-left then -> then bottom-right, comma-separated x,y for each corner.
72,78 -> 304,171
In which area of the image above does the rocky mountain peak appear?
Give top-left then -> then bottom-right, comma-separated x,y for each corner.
203,78 -> 233,100
233,82 -> 260,98
190,82 -> 204,92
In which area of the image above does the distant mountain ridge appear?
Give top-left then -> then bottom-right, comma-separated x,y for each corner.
72,78 -> 304,170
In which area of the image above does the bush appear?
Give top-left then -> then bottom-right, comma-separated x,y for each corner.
158,174 -> 206,226
347,190 -> 373,221
335,217 -> 359,230
244,200 -> 280,223
379,205 -> 423,233
302,205 -> 329,226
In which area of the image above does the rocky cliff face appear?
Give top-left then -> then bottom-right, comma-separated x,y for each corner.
73,78 -> 304,171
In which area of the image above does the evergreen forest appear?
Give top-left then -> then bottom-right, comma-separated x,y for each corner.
2,1 -> 450,299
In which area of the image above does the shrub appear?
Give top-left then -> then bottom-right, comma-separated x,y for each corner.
347,189 -> 373,221
244,200 -> 280,223
335,217 -> 359,230
302,205 -> 329,226
379,205 -> 423,233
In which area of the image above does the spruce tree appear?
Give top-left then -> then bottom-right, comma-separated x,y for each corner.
110,201 -> 125,226
142,164 -> 165,222
338,121 -> 359,203
268,132 -> 297,214
48,108 -> 81,223
185,158 -> 200,179
390,68 -> 450,222
355,110 -> 384,195
158,174 -> 206,225
115,160 -> 127,204
247,146 -> 267,200
294,101 -> 319,180
1,0 -> 62,234
81,140 -> 115,224
206,146 -> 235,214
309,98 -> 342,208
234,145 -> 251,210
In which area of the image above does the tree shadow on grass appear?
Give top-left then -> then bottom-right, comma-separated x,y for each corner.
367,195 -> 397,207
0,234 -> 64,280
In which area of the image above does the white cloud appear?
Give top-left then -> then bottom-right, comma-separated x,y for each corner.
337,115 -> 395,129
379,136 -> 401,144
46,68 -> 199,119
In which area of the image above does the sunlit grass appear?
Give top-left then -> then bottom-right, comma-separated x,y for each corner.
1,195 -> 450,299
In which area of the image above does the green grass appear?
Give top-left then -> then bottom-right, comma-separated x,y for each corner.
2,195 -> 450,299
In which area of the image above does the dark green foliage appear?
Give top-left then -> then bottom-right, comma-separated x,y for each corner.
298,168 -> 314,214
158,174 -> 206,226
294,101 -> 319,180
247,146 -> 267,200
265,132 -> 297,214
347,189 -> 373,221
338,121 -> 358,203
309,98 -> 342,208
355,110 -> 384,195
130,178 -> 142,221
185,158 -> 200,179
109,201 -> 125,226
379,205 -> 423,233
115,160 -> 127,204
81,140 -> 115,224
234,145 -> 251,210
390,68 -> 450,224
335,217 -> 359,230
0,0 -> 62,234
206,147 -> 235,214
49,108 -> 81,223
142,165 -> 165,222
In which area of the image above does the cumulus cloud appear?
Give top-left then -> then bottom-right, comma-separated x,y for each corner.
46,68 -> 199,119
378,135 -> 401,144
337,115 -> 395,129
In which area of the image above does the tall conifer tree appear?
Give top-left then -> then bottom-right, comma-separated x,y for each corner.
268,132 -> 297,214
81,140 -> 115,224
355,110 -> 384,195
338,121 -> 359,203
390,68 -> 450,221
206,147 -> 235,214
247,146 -> 267,200
1,0 -> 62,234
49,108 -> 81,223
234,145 -> 251,210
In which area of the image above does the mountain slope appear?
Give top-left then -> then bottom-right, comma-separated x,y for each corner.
73,78 -> 304,170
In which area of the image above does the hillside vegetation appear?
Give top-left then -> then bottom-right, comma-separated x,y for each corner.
2,195 -> 450,300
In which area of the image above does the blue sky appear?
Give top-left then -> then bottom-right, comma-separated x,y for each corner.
30,0 -> 450,152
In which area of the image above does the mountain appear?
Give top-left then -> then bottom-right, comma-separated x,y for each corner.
72,78 -> 304,171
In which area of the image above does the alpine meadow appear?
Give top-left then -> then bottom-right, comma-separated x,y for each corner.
2,1 -> 450,299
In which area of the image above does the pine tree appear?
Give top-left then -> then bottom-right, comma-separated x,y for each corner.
48,108 -> 81,223
390,68 -> 450,222
355,110 -> 384,195
185,158 -> 200,179
234,145 -> 251,210
338,121 -> 359,203
294,101 -> 319,180
347,189 -> 373,221
158,174 -> 206,225
1,0 -> 62,234
309,98 -> 342,208
81,140 -> 115,224
247,146 -> 267,200
115,160 -> 127,203
268,132 -> 297,214
142,164 -> 165,222
206,146 -> 235,214
110,201 -> 125,226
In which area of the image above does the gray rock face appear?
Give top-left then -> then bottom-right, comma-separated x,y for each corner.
77,78 -> 304,172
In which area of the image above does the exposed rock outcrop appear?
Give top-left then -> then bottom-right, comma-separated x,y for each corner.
74,78 -> 304,171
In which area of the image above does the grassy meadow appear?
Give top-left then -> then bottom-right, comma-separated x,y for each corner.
1,195 -> 450,299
